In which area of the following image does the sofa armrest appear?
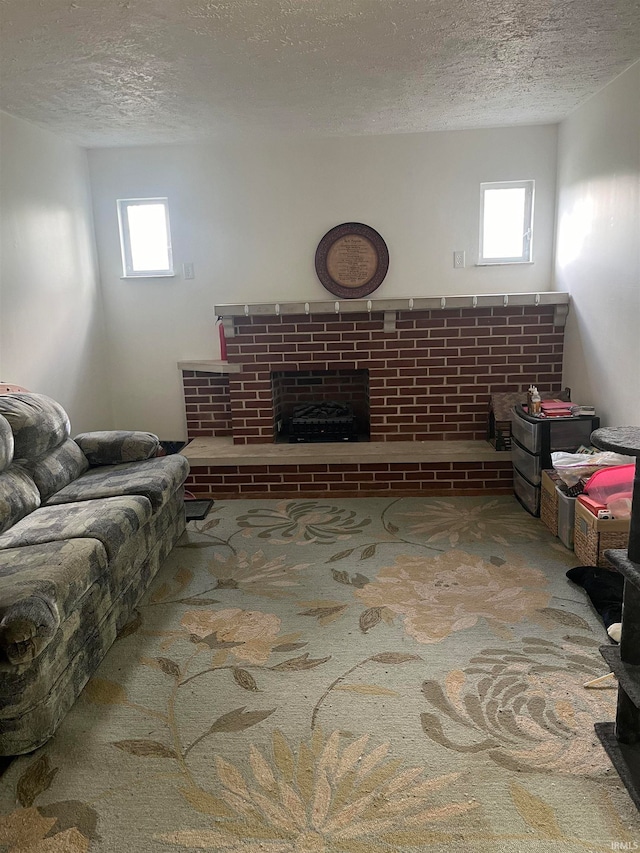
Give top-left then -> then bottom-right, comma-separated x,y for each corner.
74,431 -> 160,466
0,592 -> 59,666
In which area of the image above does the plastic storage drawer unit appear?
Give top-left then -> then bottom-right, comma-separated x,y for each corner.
511,405 -> 600,456
511,413 -> 542,453
511,405 -> 600,517
511,440 -> 542,485
514,468 -> 540,516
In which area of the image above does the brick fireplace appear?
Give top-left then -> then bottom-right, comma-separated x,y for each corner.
180,295 -> 567,498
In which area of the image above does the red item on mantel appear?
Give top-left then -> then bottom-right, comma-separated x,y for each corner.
218,320 -> 227,360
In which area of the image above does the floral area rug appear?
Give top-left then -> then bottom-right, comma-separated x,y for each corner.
1,496 -> 639,852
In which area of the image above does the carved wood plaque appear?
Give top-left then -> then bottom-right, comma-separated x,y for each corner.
315,223 -> 389,298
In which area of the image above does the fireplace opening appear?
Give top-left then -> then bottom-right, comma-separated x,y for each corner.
271,369 -> 370,443
289,401 -> 357,443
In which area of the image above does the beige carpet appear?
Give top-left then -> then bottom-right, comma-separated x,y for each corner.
1,496 -> 639,851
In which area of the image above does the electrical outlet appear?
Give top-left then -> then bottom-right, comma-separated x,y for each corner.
183,262 -> 195,280
453,251 -> 465,269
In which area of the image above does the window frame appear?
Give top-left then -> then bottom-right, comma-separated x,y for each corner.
478,180 -> 535,265
117,197 -> 174,278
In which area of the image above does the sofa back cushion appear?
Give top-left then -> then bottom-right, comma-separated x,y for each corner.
74,430 -> 159,466
0,394 -> 86,502
23,438 -> 90,502
0,466 -> 41,535
0,416 -> 13,473
0,394 -> 70,462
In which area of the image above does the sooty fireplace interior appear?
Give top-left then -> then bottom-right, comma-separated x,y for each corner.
271,369 -> 370,443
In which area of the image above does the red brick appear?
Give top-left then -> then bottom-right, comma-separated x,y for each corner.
448,317 -> 477,327
342,471 -> 376,482
428,327 -> 456,338
405,471 -> 436,480
458,346 -> 491,356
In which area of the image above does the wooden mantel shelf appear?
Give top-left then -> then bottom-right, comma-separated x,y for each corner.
214,291 -> 569,318
214,292 -> 571,334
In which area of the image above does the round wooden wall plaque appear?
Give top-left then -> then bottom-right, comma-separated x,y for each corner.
315,222 -> 389,298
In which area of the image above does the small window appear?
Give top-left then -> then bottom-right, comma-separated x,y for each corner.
117,198 -> 174,277
478,180 -> 534,264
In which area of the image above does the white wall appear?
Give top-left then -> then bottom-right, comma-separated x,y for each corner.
555,62 -> 640,427
0,112 -> 110,432
88,124 -> 558,438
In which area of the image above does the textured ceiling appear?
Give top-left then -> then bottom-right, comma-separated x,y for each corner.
1,0 -> 639,147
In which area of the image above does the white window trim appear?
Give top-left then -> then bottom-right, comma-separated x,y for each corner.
478,180 -> 534,265
117,197 -> 174,278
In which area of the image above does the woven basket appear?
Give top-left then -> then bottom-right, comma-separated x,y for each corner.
574,500 -> 630,568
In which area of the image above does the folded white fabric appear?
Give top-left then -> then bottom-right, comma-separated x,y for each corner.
607,622 -> 622,643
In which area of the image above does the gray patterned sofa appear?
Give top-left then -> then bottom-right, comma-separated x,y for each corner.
0,393 -> 189,755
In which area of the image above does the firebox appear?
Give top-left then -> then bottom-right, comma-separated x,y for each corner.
271,369 -> 370,443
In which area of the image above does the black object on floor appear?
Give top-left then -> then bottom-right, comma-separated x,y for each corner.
566,565 -> 624,632
185,499 -> 213,521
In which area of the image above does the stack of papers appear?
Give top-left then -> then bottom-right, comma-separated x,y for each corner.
540,399 -> 574,417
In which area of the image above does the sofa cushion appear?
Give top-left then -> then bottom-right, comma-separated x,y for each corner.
0,394 -> 70,461
0,466 -> 41,535
0,415 -> 13,473
0,538 -> 108,666
75,430 -> 160,465
0,495 -> 153,562
45,454 -> 190,511
22,437 -> 90,502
